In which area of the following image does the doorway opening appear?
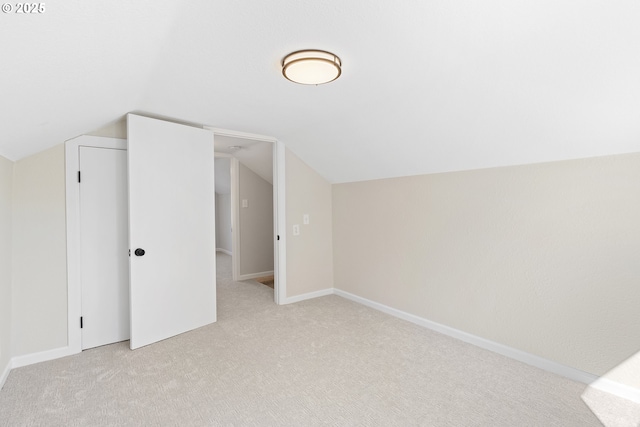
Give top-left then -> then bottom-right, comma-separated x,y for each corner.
65,122 -> 286,355
208,127 -> 286,306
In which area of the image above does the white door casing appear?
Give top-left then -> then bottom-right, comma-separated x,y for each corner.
66,123 -> 279,359
79,147 -> 130,349
206,126 -> 286,305
67,135 -> 128,356
127,114 -> 216,350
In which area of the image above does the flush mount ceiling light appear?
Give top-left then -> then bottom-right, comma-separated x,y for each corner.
282,50 -> 342,85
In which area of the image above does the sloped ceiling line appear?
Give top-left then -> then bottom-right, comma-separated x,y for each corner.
2,1 -> 640,183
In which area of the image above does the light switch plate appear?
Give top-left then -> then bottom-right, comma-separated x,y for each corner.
303,214 -> 309,225
293,224 -> 300,236
242,199 -> 248,208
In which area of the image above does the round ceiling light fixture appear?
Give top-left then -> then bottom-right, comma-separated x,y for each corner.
282,50 -> 342,85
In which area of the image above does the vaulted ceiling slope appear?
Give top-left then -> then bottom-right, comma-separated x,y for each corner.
2,1 -> 640,183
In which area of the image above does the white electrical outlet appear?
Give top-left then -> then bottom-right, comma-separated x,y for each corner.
293,224 -> 300,236
303,214 -> 309,225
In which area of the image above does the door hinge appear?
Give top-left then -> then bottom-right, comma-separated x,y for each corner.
77,171 -> 81,183
80,316 -> 83,329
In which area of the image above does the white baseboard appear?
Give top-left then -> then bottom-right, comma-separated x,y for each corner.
2,287 -> 637,406
238,270 -> 274,281
333,288 -> 599,385
11,346 -> 75,369
0,359 -> 11,390
285,288 -> 334,304
588,377 -> 640,404
216,248 -> 232,256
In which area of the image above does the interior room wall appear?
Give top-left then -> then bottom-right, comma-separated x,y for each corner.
332,152 -> 640,383
11,145 -> 68,357
215,192 -> 232,253
285,148 -> 333,297
0,155 -> 14,383
87,116 -> 128,139
238,163 -> 273,276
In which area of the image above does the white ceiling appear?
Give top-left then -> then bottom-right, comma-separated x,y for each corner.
214,136 -> 273,185
2,1 -> 640,183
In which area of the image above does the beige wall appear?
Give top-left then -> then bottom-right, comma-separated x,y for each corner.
285,148 -> 333,297
238,163 -> 273,275
88,116 -> 127,139
7,118 -> 636,391
11,145 -> 68,357
0,155 -> 13,376
215,192 -> 232,253
333,153 -> 640,379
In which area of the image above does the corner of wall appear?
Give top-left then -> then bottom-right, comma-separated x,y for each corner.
284,147 -> 334,299
86,116 -> 127,139
331,152 -> 640,389
0,154 -> 14,389
11,144 -> 68,359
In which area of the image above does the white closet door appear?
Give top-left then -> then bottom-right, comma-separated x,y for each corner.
79,147 -> 129,349
127,114 -> 216,350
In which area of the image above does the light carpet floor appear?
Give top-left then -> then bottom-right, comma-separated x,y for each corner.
0,253 -> 611,426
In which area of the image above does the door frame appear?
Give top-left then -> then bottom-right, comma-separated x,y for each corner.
213,152 -> 234,262
65,135 -> 127,355
66,128 -> 287,354
206,126 -> 287,305
77,145 -> 129,350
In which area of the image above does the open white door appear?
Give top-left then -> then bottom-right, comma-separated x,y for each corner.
127,114 -> 216,349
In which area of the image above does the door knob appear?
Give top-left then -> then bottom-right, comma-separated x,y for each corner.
134,248 -> 145,256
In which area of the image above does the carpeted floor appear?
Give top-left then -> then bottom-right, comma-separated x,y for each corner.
0,253 -> 613,426
249,273 -> 275,290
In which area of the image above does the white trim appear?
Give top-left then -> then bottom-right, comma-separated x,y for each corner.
237,271 -> 275,281
11,346 -> 73,369
588,377 -> 640,404
284,288 -> 334,304
0,359 -> 11,390
333,288 -> 599,385
230,157 -> 240,282
207,126 -> 286,305
316,288 -> 640,403
65,135 -> 127,355
275,140 -> 287,305
5,274 -> 638,405
205,127 -> 278,143
216,248 -> 232,256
